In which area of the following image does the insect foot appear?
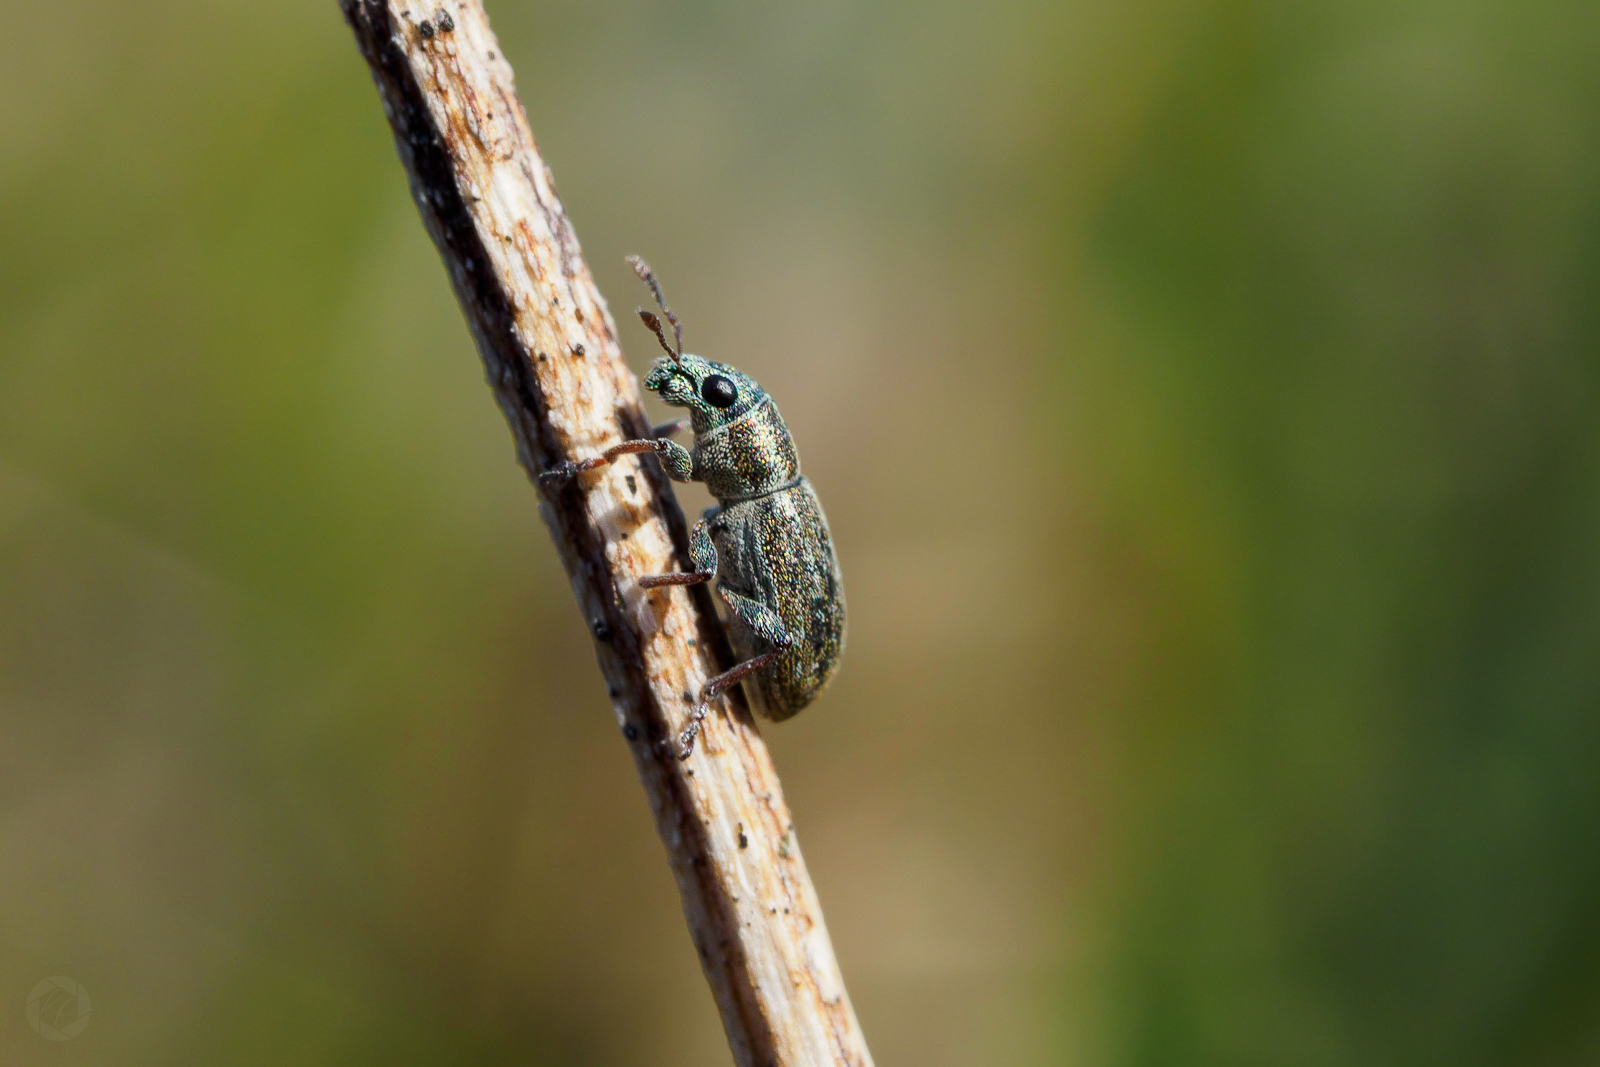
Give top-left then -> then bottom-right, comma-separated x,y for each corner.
675,699 -> 712,761
648,700 -> 708,761
538,460 -> 581,488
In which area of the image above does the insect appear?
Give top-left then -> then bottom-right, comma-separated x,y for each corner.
541,257 -> 846,759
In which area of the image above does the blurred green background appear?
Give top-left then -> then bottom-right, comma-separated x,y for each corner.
4,0 -> 1599,1063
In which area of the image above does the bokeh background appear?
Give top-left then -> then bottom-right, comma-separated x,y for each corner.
5,0 -> 1600,1063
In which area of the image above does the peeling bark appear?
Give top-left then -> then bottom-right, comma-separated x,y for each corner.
337,3 -> 873,1065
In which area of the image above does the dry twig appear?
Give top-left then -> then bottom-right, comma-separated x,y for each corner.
337,3 -> 873,1064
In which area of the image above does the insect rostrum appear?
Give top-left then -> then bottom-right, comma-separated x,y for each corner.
540,257 -> 846,759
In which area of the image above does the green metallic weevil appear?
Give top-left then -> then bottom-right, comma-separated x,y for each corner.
540,257 -> 845,760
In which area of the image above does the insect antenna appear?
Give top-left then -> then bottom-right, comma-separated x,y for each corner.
626,255 -> 683,360
637,308 -> 680,363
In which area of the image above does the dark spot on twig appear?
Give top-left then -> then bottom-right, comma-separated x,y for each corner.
687,638 -> 697,648
738,825 -> 749,849
608,687 -> 619,698
625,475 -> 637,494
537,352 -> 548,362
488,50 -> 496,59
623,723 -> 639,740
418,19 -> 435,38
571,343 -> 585,357
683,691 -> 694,702
436,9 -> 455,31
591,618 -> 612,641
575,307 -> 585,323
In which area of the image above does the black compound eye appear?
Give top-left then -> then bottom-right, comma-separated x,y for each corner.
701,374 -> 738,408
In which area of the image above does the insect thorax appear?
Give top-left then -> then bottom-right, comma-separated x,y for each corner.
694,396 -> 801,502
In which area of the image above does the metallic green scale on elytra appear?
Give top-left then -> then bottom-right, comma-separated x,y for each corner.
539,258 -> 846,758
717,482 -> 844,718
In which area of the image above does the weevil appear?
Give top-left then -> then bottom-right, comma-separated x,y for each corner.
540,257 -> 845,759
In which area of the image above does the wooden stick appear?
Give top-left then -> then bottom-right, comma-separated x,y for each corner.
337,4 -> 874,1065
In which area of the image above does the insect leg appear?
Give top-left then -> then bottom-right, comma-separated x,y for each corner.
673,587 -> 793,760
539,437 -> 694,487
639,517 -> 716,588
